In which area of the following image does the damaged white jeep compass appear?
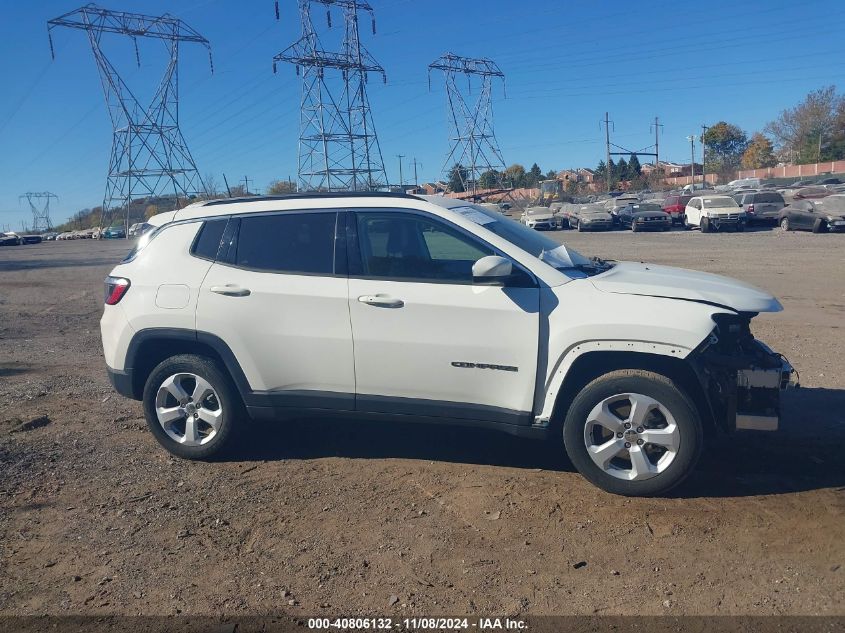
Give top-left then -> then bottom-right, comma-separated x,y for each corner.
101,193 -> 794,496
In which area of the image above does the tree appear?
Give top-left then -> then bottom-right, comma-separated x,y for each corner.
628,154 -> 642,178
268,179 -> 296,195
617,157 -> 628,181
447,163 -> 467,192
503,163 -> 526,188
702,122 -> 748,176
594,160 -> 606,179
607,158 -> 617,187
478,169 -> 500,189
144,204 -> 158,220
741,133 -> 777,169
523,163 -> 543,188
202,173 -> 220,198
765,86 -> 843,163
545,169 -> 557,180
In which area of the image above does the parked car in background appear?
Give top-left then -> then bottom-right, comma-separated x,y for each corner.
521,206 -> 557,230
102,226 -> 127,239
788,179 -> 815,188
616,202 -> 672,232
42,232 -> 58,240
732,191 -> 785,225
727,177 -> 762,189
662,194 -> 692,225
570,205 -> 613,231
779,196 -> 845,233
682,183 -> 715,194
21,234 -> 43,244
0,231 -> 22,246
602,195 -> 639,214
684,196 -> 746,232
792,186 -> 830,200
816,177 -> 842,185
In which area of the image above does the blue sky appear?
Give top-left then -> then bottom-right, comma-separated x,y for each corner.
1,0 -> 843,229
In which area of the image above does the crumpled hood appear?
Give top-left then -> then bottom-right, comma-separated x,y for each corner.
591,261 -> 782,313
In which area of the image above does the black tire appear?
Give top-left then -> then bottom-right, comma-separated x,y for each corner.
142,354 -> 243,460
631,221 -> 640,232
576,219 -> 584,232
780,217 -> 791,232
812,218 -> 827,234
562,369 -> 703,497
700,217 -> 710,233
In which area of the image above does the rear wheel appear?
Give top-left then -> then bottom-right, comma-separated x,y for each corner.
576,219 -> 584,232
780,217 -> 791,231
562,370 -> 703,496
142,354 -> 243,460
631,221 -> 640,232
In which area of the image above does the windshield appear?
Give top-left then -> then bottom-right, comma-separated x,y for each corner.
755,193 -> 783,203
703,197 -> 739,208
448,204 -> 594,271
631,203 -> 663,212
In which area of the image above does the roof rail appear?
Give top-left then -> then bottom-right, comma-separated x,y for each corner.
201,192 -> 422,207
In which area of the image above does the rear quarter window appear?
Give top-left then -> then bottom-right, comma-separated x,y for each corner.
190,218 -> 228,261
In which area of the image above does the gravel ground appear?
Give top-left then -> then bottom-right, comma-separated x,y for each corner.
0,228 -> 843,618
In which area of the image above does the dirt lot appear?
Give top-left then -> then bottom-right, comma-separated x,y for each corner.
0,228 -> 843,618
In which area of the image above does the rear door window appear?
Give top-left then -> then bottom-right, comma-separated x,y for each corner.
232,212 -> 338,274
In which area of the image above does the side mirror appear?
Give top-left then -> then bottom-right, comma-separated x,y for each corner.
472,255 -> 513,285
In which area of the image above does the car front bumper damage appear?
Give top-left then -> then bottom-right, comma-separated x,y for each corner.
693,327 -> 796,433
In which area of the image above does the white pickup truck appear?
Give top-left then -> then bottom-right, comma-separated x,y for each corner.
101,193 -> 794,496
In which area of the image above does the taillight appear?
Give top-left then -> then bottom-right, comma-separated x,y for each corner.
104,276 -> 130,305
746,204 -> 755,214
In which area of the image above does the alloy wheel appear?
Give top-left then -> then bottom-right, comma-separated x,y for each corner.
155,373 -> 222,446
583,393 -> 680,481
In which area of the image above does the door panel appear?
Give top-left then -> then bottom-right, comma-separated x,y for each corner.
347,210 -> 540,420
196,211 -> 355,406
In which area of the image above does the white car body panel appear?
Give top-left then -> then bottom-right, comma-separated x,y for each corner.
102,222 -> 211,369
197,263 -> 355,395
348,278 -> 539,414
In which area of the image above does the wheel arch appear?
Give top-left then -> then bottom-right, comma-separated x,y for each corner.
125,328 -> 251,401
548,350 -> 715,436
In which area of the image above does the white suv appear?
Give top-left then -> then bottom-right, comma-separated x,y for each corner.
101,193 -> 794,496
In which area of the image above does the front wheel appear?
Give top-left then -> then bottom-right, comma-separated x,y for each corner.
142,354 -> 243,460
780,217 -> 791,231
562,369 -> 703,496
700,217 -> 710,233
812,218 -> 827,233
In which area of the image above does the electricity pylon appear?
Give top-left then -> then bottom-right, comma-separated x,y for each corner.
19,192 -> 58,232
429,53 -> 507,194
273,0 -> 387,192
48,5 -> 212,234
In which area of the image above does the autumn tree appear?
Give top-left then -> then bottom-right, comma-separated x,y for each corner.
503,164 -> 526,188
268,179 -> 296,195
765,85 -> 844,163
741,133 -> 777,169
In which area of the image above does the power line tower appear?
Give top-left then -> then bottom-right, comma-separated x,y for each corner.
47,5 -> 212,234
273,0 -> 387,192
19,192 -> 58,232
428,53 -> 506,194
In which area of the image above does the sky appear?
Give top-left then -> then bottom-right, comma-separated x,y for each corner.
1,0 -> 843,229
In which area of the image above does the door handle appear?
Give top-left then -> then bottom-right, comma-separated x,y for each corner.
358,294 -> 404,308
210,284 -> 251,297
